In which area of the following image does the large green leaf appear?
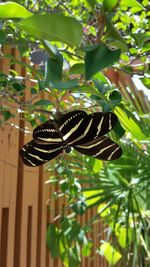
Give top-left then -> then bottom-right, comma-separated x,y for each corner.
0,2 -> 32,18
115,107 -> 146,140
85,44 -> 120,80
18,14 -> 83,46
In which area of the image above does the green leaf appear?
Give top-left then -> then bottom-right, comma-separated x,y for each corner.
46,223 -> 60,257
120,0 -> 144,10
33,99 -> 53,107
112,120 -> 125,138
99,242 -> 122,265
85,44 -> 121,80
103,0 -> 118,11
42,40 -> 63,64
18,14 -> 83,46
0,2 -> 32,18
12,82 -> 25,92
69,63 -> 85,75
83,189 -> 102,207
105,18 -> 128,52
141,77 -> 150,89
44,58 -> 62,86
116,227 -> 133,248
0,30 -> 6,44
72,200 -> 87,215
93,159 -> 103,173
49,79 -> 79,90
115,107 -> 146,140
2,110 -> 12,121
109,90 -> 122,108
82,240 -> 93,257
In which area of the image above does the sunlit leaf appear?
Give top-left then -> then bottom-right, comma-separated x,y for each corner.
115,107 -> 146,140
18,14 -> 83,46
120,0 -> 144,10
0,2 -> 32,18
99,242 -> 122,265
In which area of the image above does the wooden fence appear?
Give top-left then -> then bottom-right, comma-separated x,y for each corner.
0,46 -> 107,267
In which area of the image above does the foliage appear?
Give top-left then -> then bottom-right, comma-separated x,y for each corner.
0,1 -> 150,267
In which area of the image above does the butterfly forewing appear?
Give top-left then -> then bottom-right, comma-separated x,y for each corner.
74,136 -> 122,161
56,110 -> 87,142
20,140 -> 63,166
68,112 -> 118,146
33,119 -> 63,143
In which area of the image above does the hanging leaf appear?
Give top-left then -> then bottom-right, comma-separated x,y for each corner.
43,58 -> 62,86
46,223 -> 60,257
0,2 -> 32,18
85,44 -> 120,80
99,242 -> 122,265
18,14 -> 83,46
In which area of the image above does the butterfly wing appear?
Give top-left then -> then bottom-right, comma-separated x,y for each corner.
74,136 -> 122,161
68,112 -> 118,146
33,119 -> 63,144
56,110 -> 87,143
20,140 -> 63,166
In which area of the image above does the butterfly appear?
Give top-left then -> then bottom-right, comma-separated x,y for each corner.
20,110 -> 122,167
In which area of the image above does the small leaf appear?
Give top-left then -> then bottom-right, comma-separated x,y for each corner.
93,159 -> 103,173
99,242 -> 122,265
12,82 -> 25,92
2,110 -> 12,121
18,14 -> 83,46
69,63 -> 85,75
141,77 -> 150,89
109,90 -> 122,108
85,44 -> 121,80
33,99 -> 53,107
0,2 -> 32,18
82,240 -> 93,257
0,30 -> 6,44
72,200 -> 87,215
103,0 -> 118,11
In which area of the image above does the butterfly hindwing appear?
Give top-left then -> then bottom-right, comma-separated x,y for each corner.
20,140 -> 63,166
74,136 -> 122,161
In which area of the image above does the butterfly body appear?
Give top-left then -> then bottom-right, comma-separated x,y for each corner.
20,110 -> 122,167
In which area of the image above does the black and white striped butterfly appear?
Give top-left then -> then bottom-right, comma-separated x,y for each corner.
20,110 -> 122,167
